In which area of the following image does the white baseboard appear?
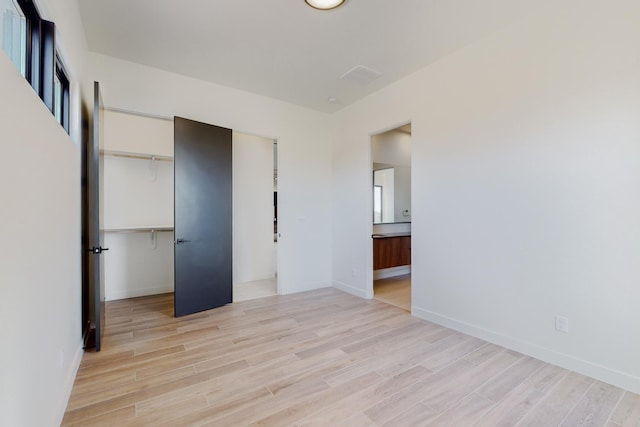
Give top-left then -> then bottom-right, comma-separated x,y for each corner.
332,280 -> 370,299
374,266 -> 411,280
106,284 -> 174,301
412,305 -> 640,394
55,341 -> 84,425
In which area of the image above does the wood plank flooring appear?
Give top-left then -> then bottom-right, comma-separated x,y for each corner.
63,288 -> 640,426
374,274 -> 411,311
234,277 -> 277,302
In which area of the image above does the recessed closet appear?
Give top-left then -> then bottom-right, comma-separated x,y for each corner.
101,110 -> 278,305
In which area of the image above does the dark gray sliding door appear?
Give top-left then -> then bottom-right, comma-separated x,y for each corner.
174,117 -> 232,317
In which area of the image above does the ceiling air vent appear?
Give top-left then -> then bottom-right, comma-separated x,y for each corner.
340,65 -> 383,85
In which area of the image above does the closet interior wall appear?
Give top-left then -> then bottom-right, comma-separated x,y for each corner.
102,110 -> 174,301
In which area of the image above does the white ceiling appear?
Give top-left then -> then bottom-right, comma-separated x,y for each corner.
78,0 -> 536,113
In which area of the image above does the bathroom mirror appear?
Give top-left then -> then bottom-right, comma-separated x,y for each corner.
372,124 -> 411,224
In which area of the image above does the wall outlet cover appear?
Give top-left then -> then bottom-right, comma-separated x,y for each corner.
555,315 -> 569,333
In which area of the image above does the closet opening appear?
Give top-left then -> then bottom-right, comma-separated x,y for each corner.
232,134 -> 278,302
371,123 -> 412,311
101,111 -> 280,314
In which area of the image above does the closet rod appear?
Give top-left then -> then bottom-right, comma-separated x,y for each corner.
100,150 -> 174,162
104,227 -> 174,233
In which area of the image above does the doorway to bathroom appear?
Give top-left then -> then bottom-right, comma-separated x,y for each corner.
371,123 -> 412,311
232,133 -> 278,301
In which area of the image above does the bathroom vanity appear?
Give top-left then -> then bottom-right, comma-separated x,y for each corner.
372,233 -> 411,270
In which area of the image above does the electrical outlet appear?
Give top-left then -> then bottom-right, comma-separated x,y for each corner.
351,268 -> 357,278
555,315 -> 569,333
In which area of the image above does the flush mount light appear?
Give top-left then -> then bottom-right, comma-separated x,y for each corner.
305,0 -> 345,10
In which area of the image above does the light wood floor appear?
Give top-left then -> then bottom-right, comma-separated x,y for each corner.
233,277 -> 277,302
63,288 -> 640,426
374,274 -> 411,311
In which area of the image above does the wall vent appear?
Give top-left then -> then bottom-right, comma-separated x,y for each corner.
340,65 -> 383,85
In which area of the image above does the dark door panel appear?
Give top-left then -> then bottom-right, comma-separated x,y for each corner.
174,117 -> 232,317
84,81 -> 106,350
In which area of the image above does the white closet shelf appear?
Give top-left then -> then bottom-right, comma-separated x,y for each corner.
100,149 -> 173,161
104,226 -> 174,233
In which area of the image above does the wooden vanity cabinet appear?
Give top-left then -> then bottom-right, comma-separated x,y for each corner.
399,236 -> 411,266
373,235 -> 411,270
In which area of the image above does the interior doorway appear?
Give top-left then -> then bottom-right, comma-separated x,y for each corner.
232,132 -> 278,302
371,123 -> 412,311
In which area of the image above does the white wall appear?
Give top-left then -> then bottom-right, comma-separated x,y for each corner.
331,0 -> 640,393
371,130 -> 411,167
233,132 -> 277,285
103,155 -> 174,228
104,231 -> 174,300
394,165 -> 411,221
88,53 -> 332,295
0,54 -> 82,426
103,109 -> 174,157
0,0 -> 88,425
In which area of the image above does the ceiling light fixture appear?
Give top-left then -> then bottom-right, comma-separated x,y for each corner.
305,0 -> 345,10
